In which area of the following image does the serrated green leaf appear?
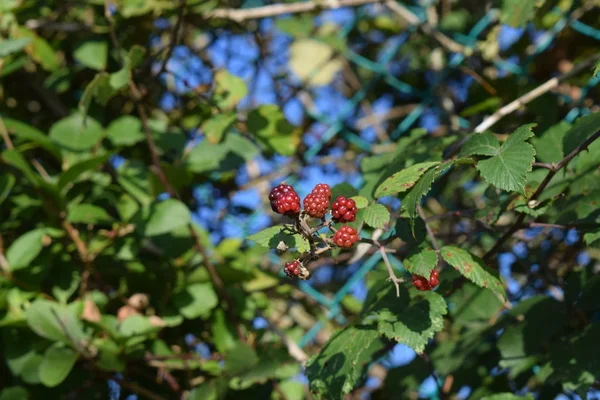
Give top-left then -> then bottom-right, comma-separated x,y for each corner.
67,204 -> 114,225
39,344 -> 78,387
25,300 -> 86,344
402,161 -> 454,231
448,282 -> 503,326
563,112 -> 600,154
404,248 -> 438,277
144,199 -> 191,236
475,124 -> 536,194
363,203 -> 390,229
247,226 -> 309,252
374,161 -> 440,198
441,246 -> 505,299
6,229 -> 46,271
350,195 -> 369,209
306,325 -> 386,400
362,282 -> 447,354
460,132 -> 500,157
532,121 -> 569,163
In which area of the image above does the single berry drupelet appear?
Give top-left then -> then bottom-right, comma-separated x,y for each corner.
331,196 -> 357,222
269,183 -> 301,215
311,183 -> 331,200
283,260 -> 310,280
429,269 -> 440,288
333,225 -> 359,248
304,192 -> 329,218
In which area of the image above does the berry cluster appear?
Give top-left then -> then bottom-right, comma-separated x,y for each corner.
268,182 -> 362,280
412,270 -> 440,291
284,260 -> 310,280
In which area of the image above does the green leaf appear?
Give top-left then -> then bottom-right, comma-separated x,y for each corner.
211,309 -> 237,353
0,387 -> 29,400
247,104 -> 300,156
374,162 -> 440,198
475,124 -> 536,194
173,283 -> 218,319
459,132 -> 500,157
363,203 -> 390,229
1,118 -> 62,161
1,149 -> 43,188
39,344 -> 78,387
362,283 -> 447,353
482,394 -> 534,400
306,325 -> 386,400
404,248 -> 438,277
247,226 -> 309,252
402,161 -> 454,229
448,282 -> 503,326
501,0 -> 538,27
331,182 -> 358,200
73,41 -> 108,71
0,38 -> 32,57
289,39 -> 343,86
6,229 -> 45,271
106,116 -> 145,147
119,315 -> 157,337
546,322 -> 600,393
16,28 -> 59,71
58,153 -> 110,192
0,173 -> 15,206
109,67 -> 130,90
583,229 -> 600,247
67,204 -> 114,225
214,70 -> 247,109
225,341 -> 259,375
440,246 -> 505,299
563,111 -> 600,154
25,300 -> 86,344
594,60 -> 600,77
532,121 -> 569,163
350,196 -> 369,209
144,199 -> 191,236
49,113 -> 105,152
202,112 -> 236,144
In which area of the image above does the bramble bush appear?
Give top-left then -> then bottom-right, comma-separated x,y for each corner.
0,1 -> 600,400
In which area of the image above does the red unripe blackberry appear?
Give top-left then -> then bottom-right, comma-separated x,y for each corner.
283,260 -> 310,280
412,270 -> 440,291
412,274 -> 431,291
304,193 -> 329,218
331,196 -> 357,222
311,183 -> 331,200
429,270 -> 440,287
333,225 -> 359,248
269,183 -> 301,215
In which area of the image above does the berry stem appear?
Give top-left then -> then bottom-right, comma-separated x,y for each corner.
379,246 -> 404,297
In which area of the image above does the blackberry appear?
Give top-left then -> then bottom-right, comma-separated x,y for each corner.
283,260 -> 310,280
331,196 -> 357,222
304,193 -> 329,218
333,225 -> 359,248
311,183 -> 331,200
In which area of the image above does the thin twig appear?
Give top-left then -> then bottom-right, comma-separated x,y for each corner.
204,0 -> 383,22
0,115 -> 15,150
379,246 -> 404,297
155,0 -> 186,77
474,53 -> 600,133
